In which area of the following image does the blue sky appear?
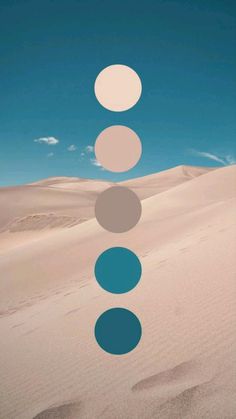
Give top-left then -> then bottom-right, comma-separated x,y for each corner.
0,0 -> 235,186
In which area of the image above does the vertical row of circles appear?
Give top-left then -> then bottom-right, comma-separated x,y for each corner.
94,64 -> 143,355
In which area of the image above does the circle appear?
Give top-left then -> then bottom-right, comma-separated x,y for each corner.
95,308 -> 142,355
95,186 -> 142,233
95,125 -> 142,173
94,64 -> 142,112
95,247 -> 142,294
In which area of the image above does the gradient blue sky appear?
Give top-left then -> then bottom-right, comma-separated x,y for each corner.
0,0 -> 235,186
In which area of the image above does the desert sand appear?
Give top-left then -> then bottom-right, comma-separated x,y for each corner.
0,165 -> 235,419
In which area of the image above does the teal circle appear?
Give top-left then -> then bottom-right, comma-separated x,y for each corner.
95,308 -> 142,355
95,247 -> 142,294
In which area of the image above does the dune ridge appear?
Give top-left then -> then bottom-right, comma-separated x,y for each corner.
0,166 -> 211,236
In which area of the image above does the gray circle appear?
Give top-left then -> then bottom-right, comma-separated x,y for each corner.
95,186 -> 142,233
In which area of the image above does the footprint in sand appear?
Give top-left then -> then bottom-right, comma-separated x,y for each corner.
64,291 -> 74,297
154,382 -> 204,419
32,401 -> 81,419
132,359 -> 213,394
218,227 -> 228,233
159,259 -> 168,265
199,236 -> 208,242
179,247 -> 188,253
79,283 -> 89,289
65,308 -> 80,316
12,322 -> 24,328
23,327 -> 39,336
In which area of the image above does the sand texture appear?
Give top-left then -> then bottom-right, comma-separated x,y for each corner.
0,165 -> 235,419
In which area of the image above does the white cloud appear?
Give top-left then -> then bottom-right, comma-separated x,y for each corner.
47,152 -> 54,158
192,150 -> 225,165
67,144 -> 77,152
90,158 -> 101,167
191,149 -> 236,166
85,145 -> 94,153
34,136 -> 59,145
225,155 -> 236,165
90,158 -> 105,170
79,146 -> 104,169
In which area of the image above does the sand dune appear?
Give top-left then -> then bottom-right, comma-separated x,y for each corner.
0,165 -> 213,231
0,165 -> 235,419
0,178 -> 113,231
0,178 -> 114,251
0,166 -> 212,252
122,165 -> 215,199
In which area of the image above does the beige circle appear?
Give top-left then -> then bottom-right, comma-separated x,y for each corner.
95,186 -> 142,233
95,125 -> 142,173
94,64 -> 142,112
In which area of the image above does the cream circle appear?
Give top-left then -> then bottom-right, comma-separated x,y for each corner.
94,64 -> 142,112
95,125 -> 142,172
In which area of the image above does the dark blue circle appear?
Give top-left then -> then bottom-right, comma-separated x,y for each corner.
95,308 -> 142,355
94,247 -> 142,294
